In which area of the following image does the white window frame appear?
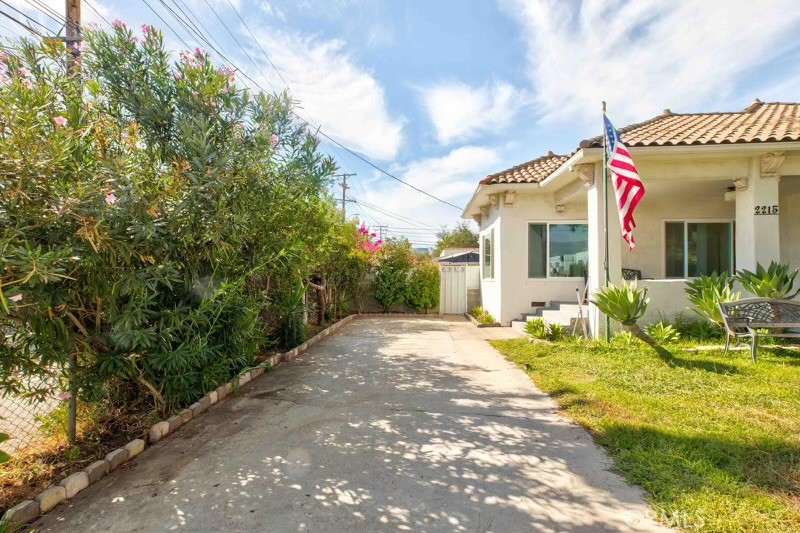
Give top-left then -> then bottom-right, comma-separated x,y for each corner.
526,220 -> 589,281
663,219 -> 735,279
481,228 -> 494,280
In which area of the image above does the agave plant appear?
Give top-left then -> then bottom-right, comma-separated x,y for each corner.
685,272 -> 740,324
646,322 -> 681,344
735,261 -> 800,299
590,281 -> 654,345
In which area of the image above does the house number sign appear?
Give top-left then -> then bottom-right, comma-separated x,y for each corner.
754,205 -> 779,215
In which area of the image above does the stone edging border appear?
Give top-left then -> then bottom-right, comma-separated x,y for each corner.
464,312 -> 501,328
2,313 -> 357,527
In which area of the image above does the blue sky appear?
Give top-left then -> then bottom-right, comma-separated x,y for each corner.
4,0 -> 800,248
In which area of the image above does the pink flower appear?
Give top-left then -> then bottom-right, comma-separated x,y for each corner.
18,67 -> 30,77
53,116 -> 67,127
112,19 -> 125,30
70,41 -> 88,53
0,51 -> 7,63
175,70 -> 183,80
194,47 -> 207,59
141,24 -> 151,36
271,134 -> 279,146
58,391 -> 72,400
21,78 -> 32,89
219,66 -> 235,83
105,192 -> 117,204
9,294 -> 22,302
219,87 -> 228,94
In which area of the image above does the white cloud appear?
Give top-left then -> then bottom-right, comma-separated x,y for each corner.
249,29 -> 404,161
502,0 -> 800,127
357,146 -> 501,234
421,81 -> 527,145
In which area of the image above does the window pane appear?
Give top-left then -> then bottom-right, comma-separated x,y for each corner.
688,222 -> 731,277
528,224 -> 546,278
665,222 -> 685,278
548,224 -> 588,278
482,230 -> 493,279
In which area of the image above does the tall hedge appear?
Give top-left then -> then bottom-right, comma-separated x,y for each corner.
0,26 -> 355,412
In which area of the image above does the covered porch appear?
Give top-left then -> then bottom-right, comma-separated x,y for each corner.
574,149 -> 800,335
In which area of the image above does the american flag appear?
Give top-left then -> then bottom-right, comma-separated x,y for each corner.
604,115 -> 644,250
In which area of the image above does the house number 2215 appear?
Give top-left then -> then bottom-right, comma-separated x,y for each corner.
754,205 -> 779,215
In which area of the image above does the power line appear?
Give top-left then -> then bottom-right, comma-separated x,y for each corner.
0,8 -> 44,37
0,1 -> 50,33
218,1 -> 465,212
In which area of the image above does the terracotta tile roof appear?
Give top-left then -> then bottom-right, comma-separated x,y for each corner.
580,100 -> 800,148
480,151 -> 571,185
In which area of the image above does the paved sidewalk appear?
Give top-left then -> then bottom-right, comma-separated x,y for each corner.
35,316 -> 667,532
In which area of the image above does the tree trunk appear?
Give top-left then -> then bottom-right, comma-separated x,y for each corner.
624,323 -> 656,346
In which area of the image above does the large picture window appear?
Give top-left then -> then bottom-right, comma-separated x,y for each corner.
528,223 -> 589,278
665,221 -> 733,278
482,229 -> 494,279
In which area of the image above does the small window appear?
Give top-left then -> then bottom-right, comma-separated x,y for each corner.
528,223 -> 589,279
482,229 -> 494,279
665,221 -> 733,278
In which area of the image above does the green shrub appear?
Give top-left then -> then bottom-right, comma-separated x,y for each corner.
470,306 -> 485,318
525,318 -> 549,339
0,28 -> 351,413
646,322 -> 681,344
406,259 -> 440,312
276,283 -> 307,349
735,261 -> 800,299
476,312 -> 497,325
674,315 -> 724,341
373,240 -> 414,311
548,323 -> 567,341
469,306 -> 497,325
685,272 -> 739,324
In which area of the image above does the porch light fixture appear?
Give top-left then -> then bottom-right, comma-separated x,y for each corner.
555,204 -> 566,214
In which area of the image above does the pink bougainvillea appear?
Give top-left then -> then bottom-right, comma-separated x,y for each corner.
112,19 -> 125,30
356,224 -> 382,253
53,116 -> 67,127
105,192 -> 117,205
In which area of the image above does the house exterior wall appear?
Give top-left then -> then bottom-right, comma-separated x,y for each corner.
479,192 -> 589,325
479,207 -> 502,322
621,182 -> 736,279
780,176 -> 800,269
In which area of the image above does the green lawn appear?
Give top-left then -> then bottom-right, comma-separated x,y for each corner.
491,337 -> 800,532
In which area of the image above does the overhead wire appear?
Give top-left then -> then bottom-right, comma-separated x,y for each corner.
218,0 -> 465,212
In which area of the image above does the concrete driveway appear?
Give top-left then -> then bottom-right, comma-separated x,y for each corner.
35,316 -> 666,532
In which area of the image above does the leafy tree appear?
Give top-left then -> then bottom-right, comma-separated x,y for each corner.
432,222 -> 479,257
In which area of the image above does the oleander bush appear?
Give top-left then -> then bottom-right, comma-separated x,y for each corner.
0,25 -> 363,414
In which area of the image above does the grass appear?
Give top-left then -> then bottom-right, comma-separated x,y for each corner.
491,336 -> 800,532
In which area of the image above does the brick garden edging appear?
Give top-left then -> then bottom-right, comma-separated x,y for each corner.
1,313 -> 356,528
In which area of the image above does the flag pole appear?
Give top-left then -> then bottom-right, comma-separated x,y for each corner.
602,101 -> 611,342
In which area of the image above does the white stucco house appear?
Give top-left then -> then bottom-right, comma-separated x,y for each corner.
462,100 -> 800,337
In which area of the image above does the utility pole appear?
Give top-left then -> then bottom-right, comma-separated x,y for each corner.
334,173 -> 354,219
65,0 -> 81,72
376,225 -> 387,241
65,0 -> 81,445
